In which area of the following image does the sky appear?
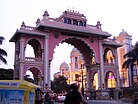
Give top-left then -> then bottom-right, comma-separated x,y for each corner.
0,0 -> 138,79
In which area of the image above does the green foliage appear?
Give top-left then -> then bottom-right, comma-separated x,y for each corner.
122,41 -> 138,86
0,36 -> 7,64
122,41 -> 138,69
0,68 -> 13,80
122,87 -> 138,98
51,75 -> 70,93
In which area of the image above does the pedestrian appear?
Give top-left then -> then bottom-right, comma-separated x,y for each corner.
64,83 -> 87,104
44,92 -> 50,104
35,88 -> 43,104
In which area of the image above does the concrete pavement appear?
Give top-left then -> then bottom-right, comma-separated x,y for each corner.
54,99 -> 134,104
87,100 -> 122,104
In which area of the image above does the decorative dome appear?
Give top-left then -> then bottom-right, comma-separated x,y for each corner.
71,48 -> 80,54
119,29 -> 128,36
60,61 -> 68,67
70,47 -> 83,57
43,10 -> 49,17
72,48 -> 78,52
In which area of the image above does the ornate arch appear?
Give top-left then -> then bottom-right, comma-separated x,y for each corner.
25,66 -> 43,85
25,37 -> 43,48
103,47 -> 115,63
25,38 -> 42,58
60,36 -> 95,66
105,71 -> 116,88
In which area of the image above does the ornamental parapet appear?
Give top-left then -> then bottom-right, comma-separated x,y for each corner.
20,25 -> 36,30
25,57 -> 42,62
104,63 -> 115,66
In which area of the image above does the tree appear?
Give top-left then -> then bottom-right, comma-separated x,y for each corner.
51,75 -> 70,93
0,68 -> 13,80
122,41 -> 138,86
0,36 -> 7,64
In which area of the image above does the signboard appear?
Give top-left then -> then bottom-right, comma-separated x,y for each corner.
0,89 -> 24,104
0,82 -> 20,87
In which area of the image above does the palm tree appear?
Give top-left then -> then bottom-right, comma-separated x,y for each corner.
24,75 -> 34,83
122,41 -> 138,87
0,36 -> 7,64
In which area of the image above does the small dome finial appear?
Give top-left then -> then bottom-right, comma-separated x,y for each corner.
43,10 -> 49,20
96,21 -> 102,30
43,10 -> 49,17
119,29 -> 128,36
21,21 -> 25,28
36,18 -> 40,25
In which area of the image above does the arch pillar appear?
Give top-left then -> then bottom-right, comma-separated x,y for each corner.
19,36 -> 25,80
128,66 -> 132,86
42,49 -> 44,63
97,69 -> 101,88
99,39 -> 105,88
19,37 -> 25,60
115,50 -> 120,89
14,41 -> 19,79
86,66 -> 91,90
44,34 -> 50,89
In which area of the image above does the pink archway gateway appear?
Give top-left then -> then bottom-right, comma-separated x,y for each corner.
9,9 -> 121,90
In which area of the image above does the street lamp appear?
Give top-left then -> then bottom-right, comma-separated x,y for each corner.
81,69 -> 84,96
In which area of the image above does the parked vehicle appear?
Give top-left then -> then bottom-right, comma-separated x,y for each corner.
0,80 -> 41,104
55,94 -> 66,102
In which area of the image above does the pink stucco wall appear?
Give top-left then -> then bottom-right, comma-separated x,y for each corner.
49,32 -> 100,64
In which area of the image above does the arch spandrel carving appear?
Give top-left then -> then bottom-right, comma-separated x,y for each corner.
49,35 -> 97,67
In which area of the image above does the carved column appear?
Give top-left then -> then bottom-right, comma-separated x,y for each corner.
44,34 -> 50,89
99,39 -> 104,88
114,50 -> 120,89
97,69 -> 101,88
42,49 -> 44,63
128,66 -> 132,86
19,37 -> 25,60
19,36 -> 25,80
86,66 -> 91,90
14,41 -> 19,79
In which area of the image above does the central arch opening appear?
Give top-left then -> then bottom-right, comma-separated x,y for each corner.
51,43 -> 74,80
50,37 -> 95,95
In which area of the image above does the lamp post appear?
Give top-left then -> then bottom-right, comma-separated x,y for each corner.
81,70 -> 84,96
132,64 -> 138,86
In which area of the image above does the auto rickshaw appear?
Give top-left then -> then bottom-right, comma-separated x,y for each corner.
0,80 -> 41,104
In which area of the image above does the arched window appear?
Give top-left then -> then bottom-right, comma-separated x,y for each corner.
104,48 -> 114,64
73,20 -> 78,25
132,64 -> 138,83
106,72 -> 116,88
75,57 -> 78,69
79,21 -> 83,26
121,69 -> 128,87
68,19 -> 72,24
93,73 -> 98,90
25,44 -> 35,58
92,56 -> 96,65
84,22 -> 86,27
64,18 -> 68,23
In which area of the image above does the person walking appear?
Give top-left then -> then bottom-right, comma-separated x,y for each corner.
44,92 -> 50,104
64,83 -> 87,104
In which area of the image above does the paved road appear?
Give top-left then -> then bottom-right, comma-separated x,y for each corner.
54,100 -> 133,104
55,100 -> 118,104
87,100 -> 120,104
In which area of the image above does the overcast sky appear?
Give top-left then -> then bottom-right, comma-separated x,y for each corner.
0,0 -> 138,79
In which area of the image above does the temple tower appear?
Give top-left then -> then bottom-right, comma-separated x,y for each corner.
116,29 -> 132,87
